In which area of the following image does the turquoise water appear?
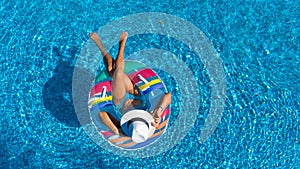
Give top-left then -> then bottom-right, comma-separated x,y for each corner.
1,0 -> 299,168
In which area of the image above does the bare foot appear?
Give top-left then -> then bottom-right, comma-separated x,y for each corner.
90,32 -> 114,75
119,32 -> 128,45
90,32 -> 100,43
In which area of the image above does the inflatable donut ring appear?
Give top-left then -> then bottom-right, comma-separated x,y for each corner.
88,61 -> 171,149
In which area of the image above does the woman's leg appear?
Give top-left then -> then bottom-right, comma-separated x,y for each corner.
90,32 -> 115,77
112,32 -> 135,106
114,32 -> 127,70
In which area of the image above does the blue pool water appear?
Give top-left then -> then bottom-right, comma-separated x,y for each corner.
1,0 -> 299,168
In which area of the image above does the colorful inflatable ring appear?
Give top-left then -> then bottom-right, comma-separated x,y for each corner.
88,61 -> 171,149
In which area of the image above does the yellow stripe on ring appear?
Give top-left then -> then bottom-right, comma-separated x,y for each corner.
89,96 -> 112,107
139,79 -> 161,91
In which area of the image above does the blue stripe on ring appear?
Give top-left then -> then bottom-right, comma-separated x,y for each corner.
90,101 -> 113,112
142,83 -> 164,95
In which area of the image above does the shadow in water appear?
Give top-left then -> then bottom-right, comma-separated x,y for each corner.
42,47 -> 93,127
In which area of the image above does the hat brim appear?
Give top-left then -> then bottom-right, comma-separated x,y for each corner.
121,110 -> 155,137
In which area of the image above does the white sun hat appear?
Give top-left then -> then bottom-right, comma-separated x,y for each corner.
120,110 -> 156,143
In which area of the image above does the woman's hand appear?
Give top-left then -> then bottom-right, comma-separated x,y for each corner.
151,111 -> 161,128
151,93 -> 171,127
112,127 -> 120,135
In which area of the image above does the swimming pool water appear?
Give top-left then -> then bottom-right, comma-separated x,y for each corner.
1,0 -> 299,168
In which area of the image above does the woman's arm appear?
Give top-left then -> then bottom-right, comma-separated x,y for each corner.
151,92 -> 172,127
98,111 -> 119,135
